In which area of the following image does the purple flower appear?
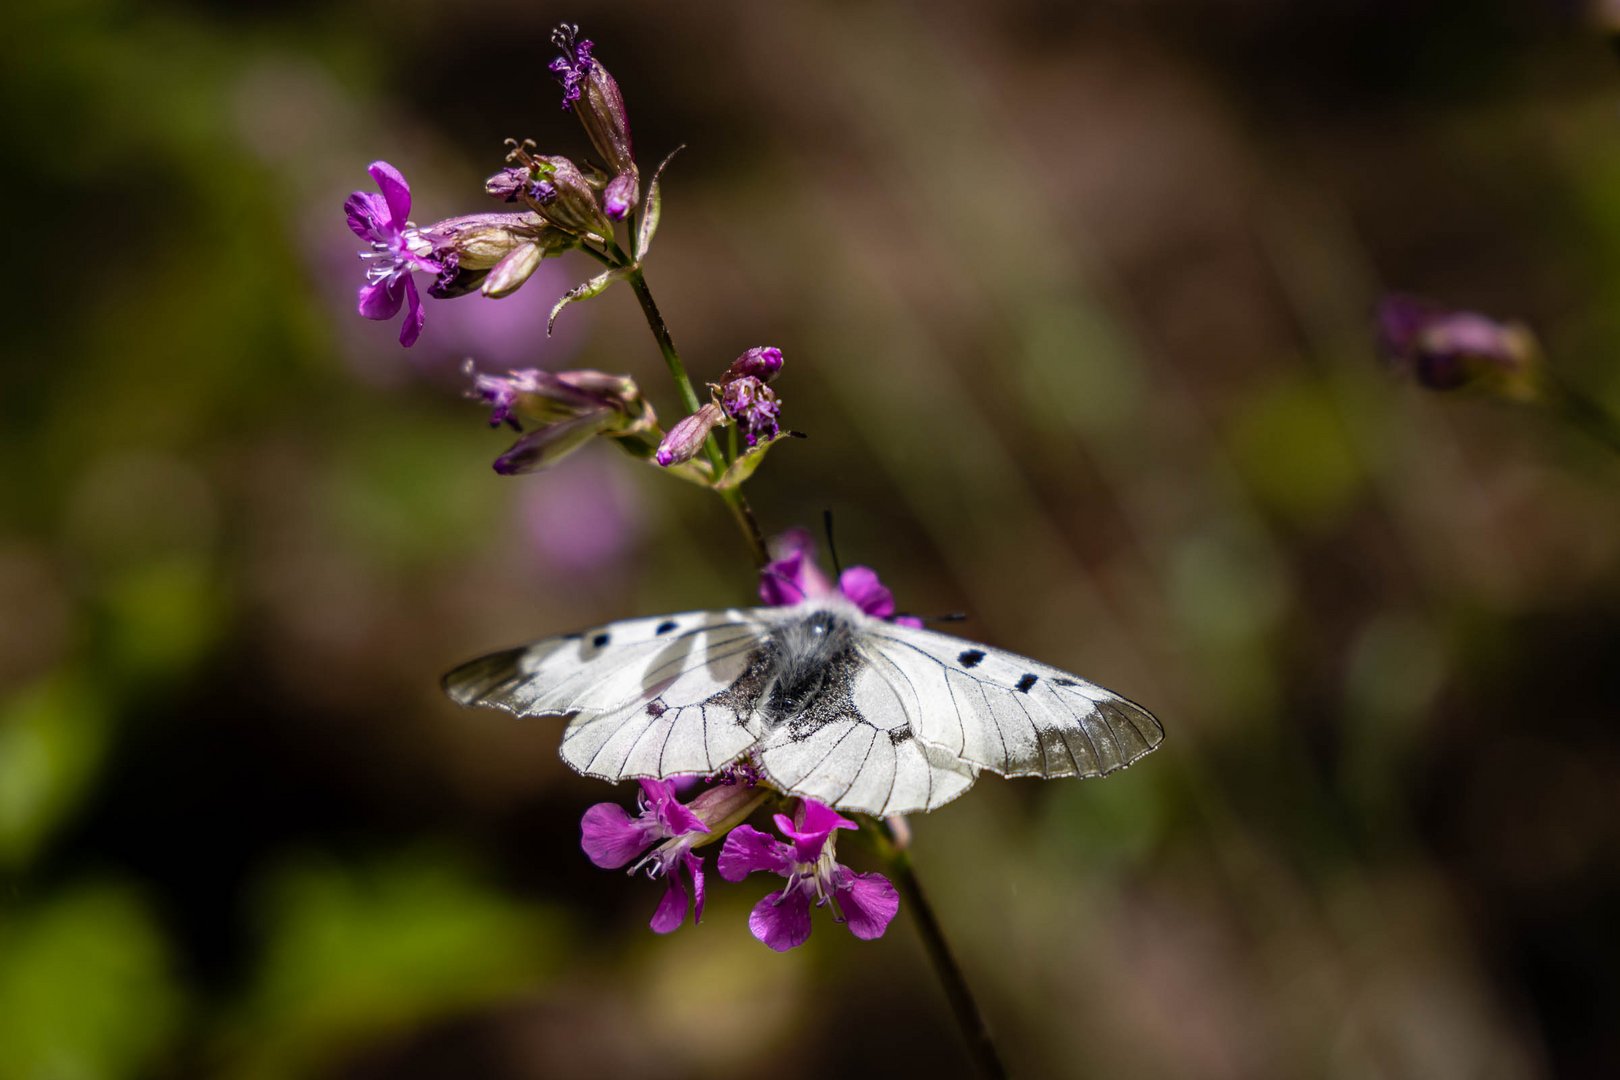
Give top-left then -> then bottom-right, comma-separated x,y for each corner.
549,23 -> 596,111
581,778 -> 709,933
1376,294 -> 1544,401
582,778 -> 708,868
581,776 -> 772,934
719,376 -> 781,447
718,799 -> 900,951
345,161 -> 444,347
759,530 -> 923,626
759,528 -> 833,605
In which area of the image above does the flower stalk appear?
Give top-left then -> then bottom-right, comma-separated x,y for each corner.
866,819 -> 1009,1080
619,258 -> 770,565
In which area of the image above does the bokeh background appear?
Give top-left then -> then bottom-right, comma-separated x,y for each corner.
5,0 -> 1620,1076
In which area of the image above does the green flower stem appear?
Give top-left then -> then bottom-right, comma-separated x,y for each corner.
603,246 -> 768,567
864,819 -> 1009,1079
1548,376 -> 1620,458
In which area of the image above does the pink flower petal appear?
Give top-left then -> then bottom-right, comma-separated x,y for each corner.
837,870 -> 900,940
717,824 -> 792,881
838,566 -> 895,618
649,861 -> 691,934
344,190 -> 391,241
580,802 -> 653,868
775,800 -> 856,864
640,778 -> 708,837
686,852 -> 707,925
367,160 -> 412,227
357,277 -> 404,320
398,275 -> 425,347
748,889 -> 813,951
759,549 -> 811,605
759,529 -> 833,606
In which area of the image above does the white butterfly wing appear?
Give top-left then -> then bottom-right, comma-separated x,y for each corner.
754,656 -> 979,817
443,609 -> 771,779
856,622 -> 1164,779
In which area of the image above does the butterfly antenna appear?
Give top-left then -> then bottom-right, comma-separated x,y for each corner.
823,509 -> 844,579
897,611 -> 969,625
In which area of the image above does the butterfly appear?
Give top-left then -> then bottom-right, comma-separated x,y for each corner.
443,592 -> 1164,817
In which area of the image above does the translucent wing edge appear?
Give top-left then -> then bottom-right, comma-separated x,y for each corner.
440,608 -> 766,717
862,623 -> 1166,780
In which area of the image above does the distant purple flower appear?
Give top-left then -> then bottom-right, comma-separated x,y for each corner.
1376,294 -> 1543,400
720,376 -> 781,447
518,456 -> 642,577
718,799 -> 899,951
581,779 -> 710,933
344,161 -> 444,347
549,23 -> 596,111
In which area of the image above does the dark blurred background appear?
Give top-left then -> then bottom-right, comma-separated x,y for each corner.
5,0 -> 1620,1076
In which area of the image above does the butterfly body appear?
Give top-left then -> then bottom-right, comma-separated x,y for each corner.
444,597 -> 1164,816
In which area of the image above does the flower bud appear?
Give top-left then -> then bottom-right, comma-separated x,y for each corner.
655,403 -> 725,467
550,23 -> 635,176
529,155 -> 613,240
467,364 -> 645,430
1377,295 -> 1545,402
419,212 -> 551,270
721,346 -> 784,384
492,411 -> 618,475
603,170 -> 640,222
481,242 -> 545,299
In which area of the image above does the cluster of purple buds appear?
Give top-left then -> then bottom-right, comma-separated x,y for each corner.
465,364 -> 656,475
343,23 -> 645,348
1376,294 -> 1545,402
654,346 -> 788,467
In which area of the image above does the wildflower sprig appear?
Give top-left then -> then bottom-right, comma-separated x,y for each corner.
342,22 -> 1005,1076
342,25 -> 778,561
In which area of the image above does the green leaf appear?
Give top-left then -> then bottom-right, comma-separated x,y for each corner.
715,431 -> 791,490
634,146 -> 683,262
547,268 -> 626,336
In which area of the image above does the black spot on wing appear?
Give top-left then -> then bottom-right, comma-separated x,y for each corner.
655,620 -> 679,636
1016,673 -> 1039,693
592,632 -> 611,648
958,649 -> 985,668
1053,677 -> 1078,687
889,727 -> 914,745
